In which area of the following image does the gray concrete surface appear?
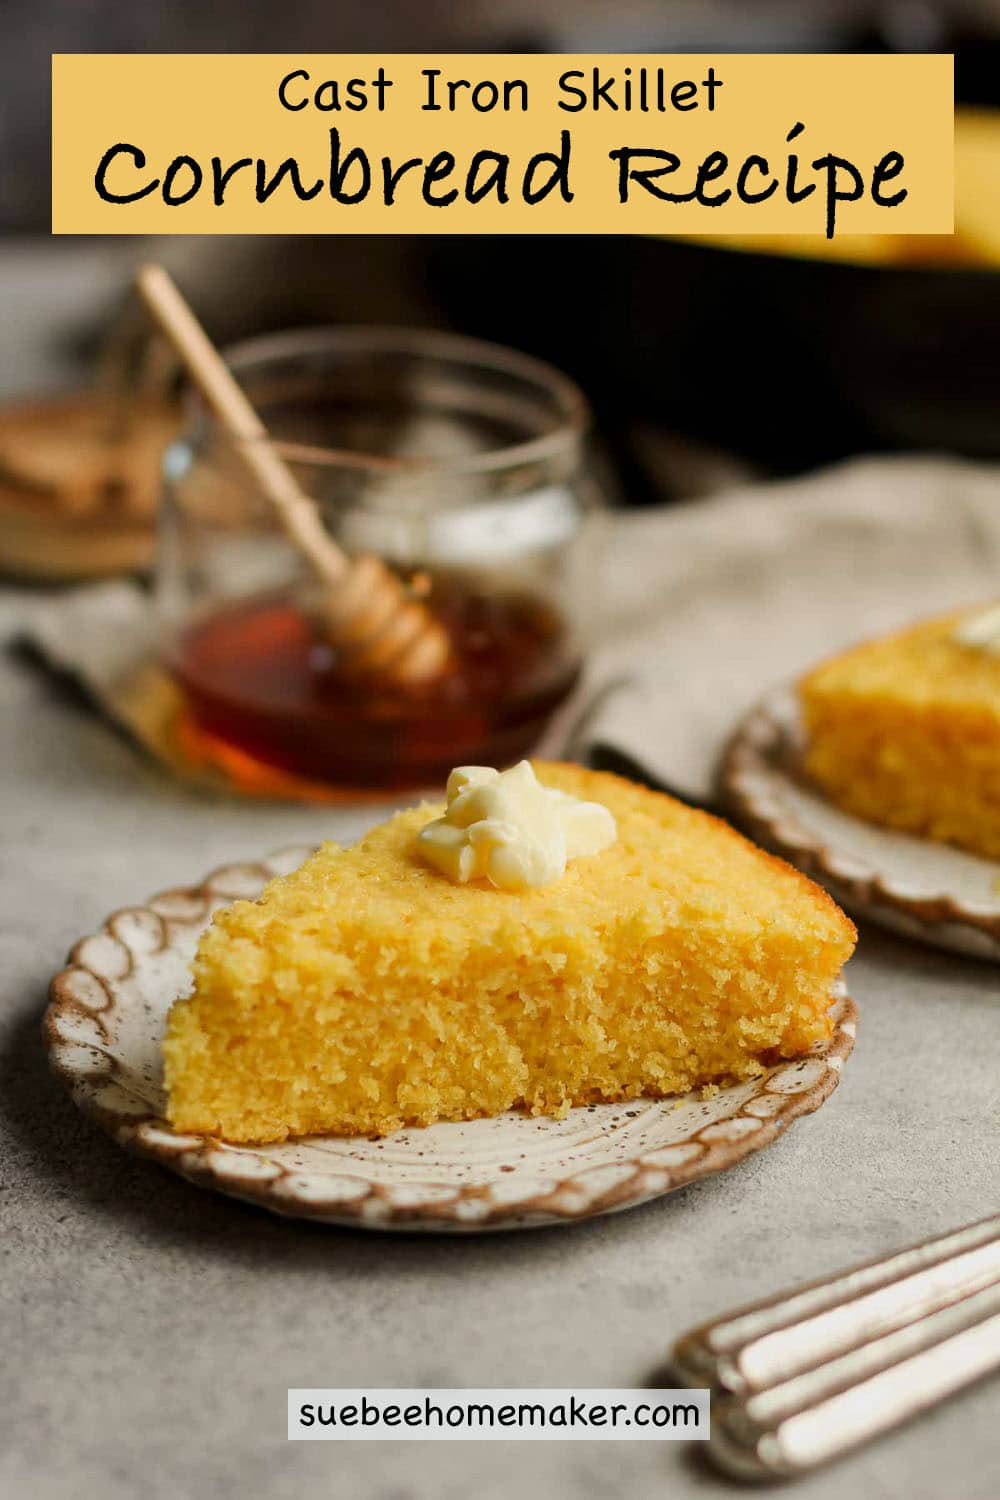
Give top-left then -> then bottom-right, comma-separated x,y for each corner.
0,242 -> 997,1499
1,580 -> 999,1500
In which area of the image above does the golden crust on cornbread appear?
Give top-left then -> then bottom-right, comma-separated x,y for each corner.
164,762 -> 856,1144
800,608 -> 1000,860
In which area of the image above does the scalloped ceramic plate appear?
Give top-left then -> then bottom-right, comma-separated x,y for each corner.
722,689 -> 1000,962
45,845 -> 857,1232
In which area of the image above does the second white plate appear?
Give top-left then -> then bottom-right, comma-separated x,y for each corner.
722,689 -> 1000,962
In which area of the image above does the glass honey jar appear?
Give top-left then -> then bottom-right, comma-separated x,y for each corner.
157,326 -> 603,790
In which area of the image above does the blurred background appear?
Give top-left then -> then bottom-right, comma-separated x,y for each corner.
5,0 -> 1000,503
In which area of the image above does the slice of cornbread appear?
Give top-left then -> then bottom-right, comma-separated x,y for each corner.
164,762 -> 856,1144
801,608 -> 1000,860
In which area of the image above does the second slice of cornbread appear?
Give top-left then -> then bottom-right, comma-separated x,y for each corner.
164,762 -> 856,1143
801,607 -> 1000,859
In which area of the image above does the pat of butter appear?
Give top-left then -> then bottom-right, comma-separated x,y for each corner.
417,761 -> 617,891
954,604 -> 1000,655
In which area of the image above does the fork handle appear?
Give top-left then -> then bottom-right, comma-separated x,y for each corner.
673,1214 -> 1000,1480
673,1213 -> 1000,1393
710,1303 -> 1000,1479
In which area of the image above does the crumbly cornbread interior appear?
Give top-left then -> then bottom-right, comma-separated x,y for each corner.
164,762 -> 856,1144
801,609 -> 1000,860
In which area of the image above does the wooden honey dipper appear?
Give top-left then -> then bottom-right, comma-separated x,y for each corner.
136,264 -> 451,684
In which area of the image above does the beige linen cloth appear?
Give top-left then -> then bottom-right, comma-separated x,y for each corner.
17,454 -> 1000,801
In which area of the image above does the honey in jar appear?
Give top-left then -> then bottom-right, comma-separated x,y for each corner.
170,575 -> 579,789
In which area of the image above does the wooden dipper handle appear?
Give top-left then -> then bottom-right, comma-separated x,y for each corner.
136,264 -> 450,684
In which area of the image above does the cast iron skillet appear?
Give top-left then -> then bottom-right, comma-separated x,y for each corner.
430,234 -> 1000,474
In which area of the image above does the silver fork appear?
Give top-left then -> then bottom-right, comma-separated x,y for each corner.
672,1214 -> 1000,1480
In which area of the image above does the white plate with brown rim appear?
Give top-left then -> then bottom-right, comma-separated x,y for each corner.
45,844 -> 858,1232
722,688 -> 1000,962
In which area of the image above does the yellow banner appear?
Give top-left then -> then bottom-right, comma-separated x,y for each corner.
51,54 -> 953,237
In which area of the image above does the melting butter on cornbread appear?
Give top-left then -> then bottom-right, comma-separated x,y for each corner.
954,603 -> 1000,656
417,760 -> 617,890
164,761 -> 855,1143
